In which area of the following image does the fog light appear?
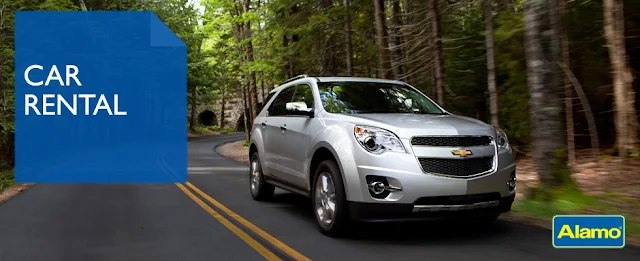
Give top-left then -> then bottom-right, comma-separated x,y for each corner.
369,181 -> 386,195
507,171 -> 516,191
366,175 -> 402,199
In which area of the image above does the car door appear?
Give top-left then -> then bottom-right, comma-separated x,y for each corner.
276,83 -> 316,188
256,90 -> 278,176
263,85 -> 296,178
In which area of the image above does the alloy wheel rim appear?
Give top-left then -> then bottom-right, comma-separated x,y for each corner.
250,159 -> 260,195
314,172 -> 336,226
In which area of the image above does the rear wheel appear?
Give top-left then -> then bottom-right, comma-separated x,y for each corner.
312,160 -> 349,237
249,152 -> 274,201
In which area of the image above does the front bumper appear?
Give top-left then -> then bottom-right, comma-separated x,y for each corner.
348,194 -> 515,222
341,143 -> 517,203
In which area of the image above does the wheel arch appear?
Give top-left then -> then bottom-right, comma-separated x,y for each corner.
249,143 -> 258,158
308,142 -> 351,198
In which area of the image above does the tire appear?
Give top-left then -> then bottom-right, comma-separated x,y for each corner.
311,160 -> 349,237
249,152 -> 275,201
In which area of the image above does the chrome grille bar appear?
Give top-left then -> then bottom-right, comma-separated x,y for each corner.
412,200 -> 500,212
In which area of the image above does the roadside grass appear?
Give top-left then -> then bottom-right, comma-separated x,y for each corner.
189,125 -> 235,136
242,140 -> 250,147
509,188 -> 640,236
0,168 -> 14,193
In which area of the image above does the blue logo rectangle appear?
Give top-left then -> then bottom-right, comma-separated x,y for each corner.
553,215 -> 625,249
14,11 -> 187,183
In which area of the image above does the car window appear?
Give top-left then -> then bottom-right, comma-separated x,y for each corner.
268,86 -> 296,117
317,81 -> 445,115
265,91 -> 277,105
291,84 -> 314,110
261,91 -> 277,113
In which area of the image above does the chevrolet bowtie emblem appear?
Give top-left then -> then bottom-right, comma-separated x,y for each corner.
452,148 -> 472,157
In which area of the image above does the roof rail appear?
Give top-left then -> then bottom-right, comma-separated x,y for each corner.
279,74 -> 308,85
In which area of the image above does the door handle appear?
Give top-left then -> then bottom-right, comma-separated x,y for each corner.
280,125 -> 287,131
261,122 -> 266,128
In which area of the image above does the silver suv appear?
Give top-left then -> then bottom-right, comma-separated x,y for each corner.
248,75 -> 516,236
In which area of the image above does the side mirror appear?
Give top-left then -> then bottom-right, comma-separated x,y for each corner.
286,101 -> 314,118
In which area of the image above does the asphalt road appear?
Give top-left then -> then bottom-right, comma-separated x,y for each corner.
1,133 -> 639,261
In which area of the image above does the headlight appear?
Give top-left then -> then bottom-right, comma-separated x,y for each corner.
493,125 -> 510,149
354,125 -> 406,154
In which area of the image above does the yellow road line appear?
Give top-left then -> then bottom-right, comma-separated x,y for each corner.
175,183 -> 282,261
186,182 -> 312,261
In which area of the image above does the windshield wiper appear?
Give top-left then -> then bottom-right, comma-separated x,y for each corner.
412,111 -> 448,115
356,110 -> 401,114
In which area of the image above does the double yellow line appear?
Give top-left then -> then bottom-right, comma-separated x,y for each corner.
177,137 -> 310,261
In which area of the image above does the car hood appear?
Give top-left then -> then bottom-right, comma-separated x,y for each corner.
331,113 -> 496,139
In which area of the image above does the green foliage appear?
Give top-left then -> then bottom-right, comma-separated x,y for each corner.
442,1 -> 488,118
211,125 -> 234,133
550,148 -> 578,190
191,125 -> 234,135
525,150 -> 581,202
493,6 -> 530,148
0,168 -> 14,192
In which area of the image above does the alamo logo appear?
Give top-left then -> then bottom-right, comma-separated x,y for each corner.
552,215 -> 625,249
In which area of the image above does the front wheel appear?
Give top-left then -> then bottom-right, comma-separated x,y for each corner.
312,160 -> 349,237
249,152 -> 274,201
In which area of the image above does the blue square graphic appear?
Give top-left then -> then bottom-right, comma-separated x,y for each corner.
552,215 -> 625,249
14,11 -> 187,183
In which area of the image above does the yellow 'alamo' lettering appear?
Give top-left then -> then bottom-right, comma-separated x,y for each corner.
557,225 -> 622,239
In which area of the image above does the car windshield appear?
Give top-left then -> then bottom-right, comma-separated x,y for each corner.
317,81 -> 446,114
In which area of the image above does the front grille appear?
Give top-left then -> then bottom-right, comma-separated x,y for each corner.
413,192 -> 501,206
418,156 -> 494,177
411,136 -> 492,147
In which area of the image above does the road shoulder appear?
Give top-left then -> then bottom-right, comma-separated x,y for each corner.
0,183 -> 35,205
216,140 -> 249,164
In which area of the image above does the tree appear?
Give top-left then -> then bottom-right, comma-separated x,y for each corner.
603,0 -> 639,157
485,0 -> 498,126
558,0 -> 574,163
373,0 -> 393,79
429,0 -> 445,105
241,0 -> 259,123
523,0 -> 572,198
389,0 -> 404,79
343,0 -> 353,76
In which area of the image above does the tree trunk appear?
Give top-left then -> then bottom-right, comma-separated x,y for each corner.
241,83 -> 250,141
317,0 -> 337,75
559,62 -> 600,158
404,0 -> 412,25
558,0 -> 575,164
189,83 -> 197,131
79,0 -> 88,11
485,0 -> 498,126
188,41 -> 204,132
261,72 -> 266,104
524,0 -> 570,198
390,0 -> 404,79
220,87 -> 226,129
242,0 -> 259,125
343,0 -> 354,76
429,0 -> 445,105
373,0 -> 393,79
269,72 -> 275,92
603,0 -> 639,157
